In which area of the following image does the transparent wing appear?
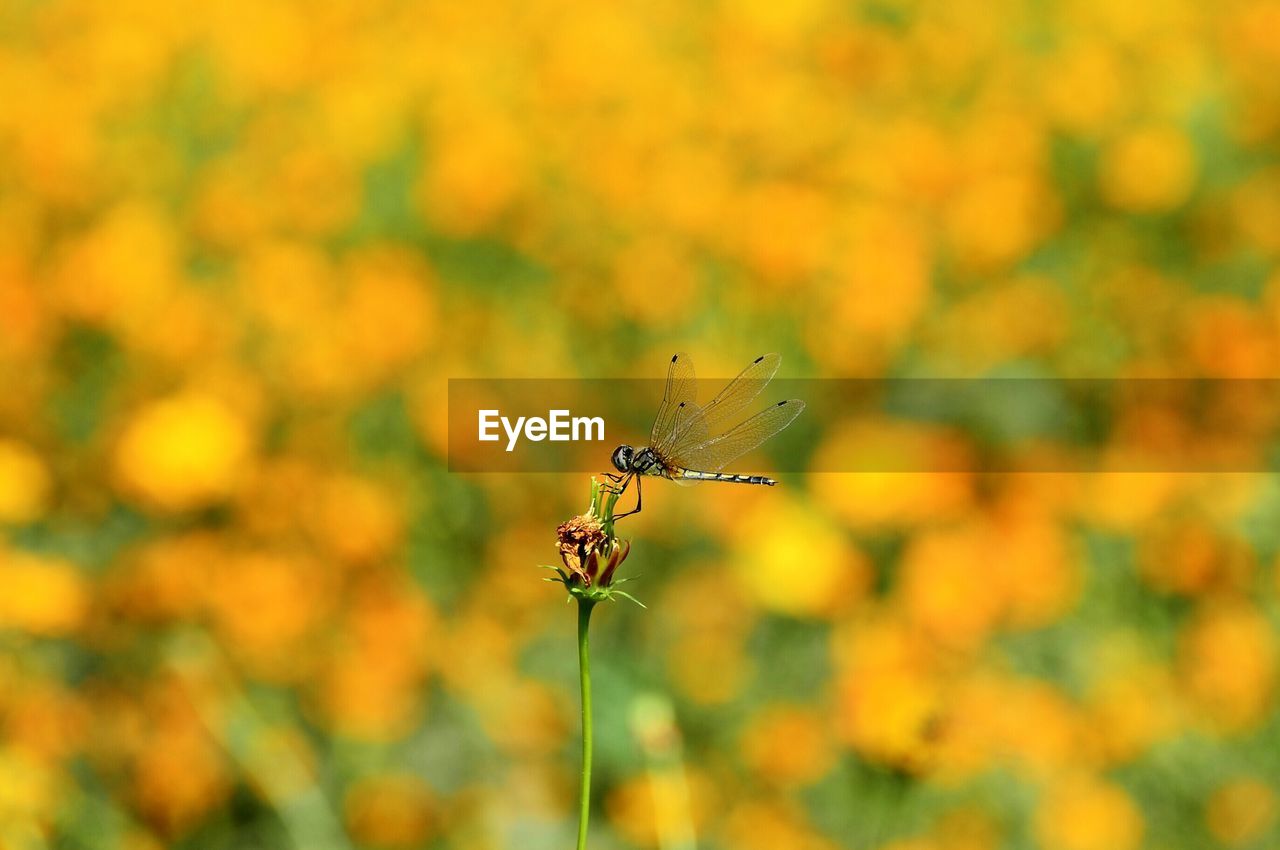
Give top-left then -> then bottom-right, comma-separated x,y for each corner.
656,400 -> 709,456
698,353 -> 780,433
667,399 -> 805,473
650,353 -> 697,450
661,353 -> 779,454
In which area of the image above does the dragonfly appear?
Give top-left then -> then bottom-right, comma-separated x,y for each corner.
605,353 -> 805,521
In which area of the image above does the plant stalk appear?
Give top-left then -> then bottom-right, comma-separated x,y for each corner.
576,598 -> 596,850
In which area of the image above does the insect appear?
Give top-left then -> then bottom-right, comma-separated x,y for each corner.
605,353 -> 805,521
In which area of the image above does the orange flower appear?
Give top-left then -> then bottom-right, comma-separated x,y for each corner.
1179,601 -> 1277,731
344,774 -> 437,849
1206,778 -> 1276,845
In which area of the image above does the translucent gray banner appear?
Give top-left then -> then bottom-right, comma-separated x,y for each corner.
448,379 -> 1280,473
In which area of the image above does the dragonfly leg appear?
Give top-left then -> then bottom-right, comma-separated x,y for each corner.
610,473 -> 643,522
600,472 -> 628,494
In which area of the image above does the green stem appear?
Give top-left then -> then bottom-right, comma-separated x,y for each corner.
576,599 -> 596,850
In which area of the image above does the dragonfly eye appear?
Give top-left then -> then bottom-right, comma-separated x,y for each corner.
610,445 -> 633,472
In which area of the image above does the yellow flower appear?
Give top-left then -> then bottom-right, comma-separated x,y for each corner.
1034,775 -> 1144,850
1043,42 -> 1126,136
0,439 -> 51,524
1099,125 -> 1198,213
945,172 -> 1058,271
114,393 -> 252,512
731,499 -> 872,619
0,747 -> 59,826
51,202 -> 178,327
418,112 -> 529,237
809,423 -> 974,529
0,551 -> 87,636
605,769 -> 715,849
1085,650 -> 1181,764
732,181 -> 832,283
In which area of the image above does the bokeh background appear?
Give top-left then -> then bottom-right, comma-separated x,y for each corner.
3,0 -> 1280,848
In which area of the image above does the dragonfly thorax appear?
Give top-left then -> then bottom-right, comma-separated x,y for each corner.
612,445 -> 664,475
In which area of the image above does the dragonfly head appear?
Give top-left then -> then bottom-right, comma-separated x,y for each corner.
610,445 -> 635,473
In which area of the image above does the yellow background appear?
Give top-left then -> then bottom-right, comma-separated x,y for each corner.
2,0 -> 1280,848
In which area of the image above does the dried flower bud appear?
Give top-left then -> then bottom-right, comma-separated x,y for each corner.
545,477 -> 640,606
557,514 -> 606,583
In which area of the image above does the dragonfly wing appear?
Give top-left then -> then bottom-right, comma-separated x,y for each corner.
656,400 -> 710,457
659,353 -> 780,456
649,353 -> 697,450
667,399 -> 805,473
696,353 -> 781,434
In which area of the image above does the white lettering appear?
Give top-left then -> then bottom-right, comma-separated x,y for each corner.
478,410 -> 500,442
574,415 -> 604,441
502,415 -> 526,452
480,410 -> 606,452
549,409 -> 570,441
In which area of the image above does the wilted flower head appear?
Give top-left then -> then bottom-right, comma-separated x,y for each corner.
556,514 -> 630,588
556,514 -> 606,579
544,478 -> 640,606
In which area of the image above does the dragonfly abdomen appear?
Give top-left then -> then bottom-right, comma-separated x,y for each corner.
674,468 -> 777,486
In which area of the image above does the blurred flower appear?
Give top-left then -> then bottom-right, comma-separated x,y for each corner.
834,616 -> 942,768
945,172 -> 1058,271
740,704 -> 836,787
3,682 -> 88,763
1033,774 -> 1144,850
1205,777 -> 1276,846
343,774 -> 437,849
1084,643 -> 1181,764
731,499 -> 872,619
114,393 -> 253,512
1043,41 -> 1127,136
0,748 -> 60,830
1178,600 -> 1277,731
306,474 -> 404,565
1,0 -> 1279,843
0,439 -> 51,524
605,768 -> 715,848
809,426 -> 975,529
126,683 -> 230,835
314,573 -> 434,740
718,799 -> 841,850
206,551 -> 331,679
899,526 -> 1004,651
1099,125 -> 1198,213
1138,515 -> 1255,596
0,550 -> 88,636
